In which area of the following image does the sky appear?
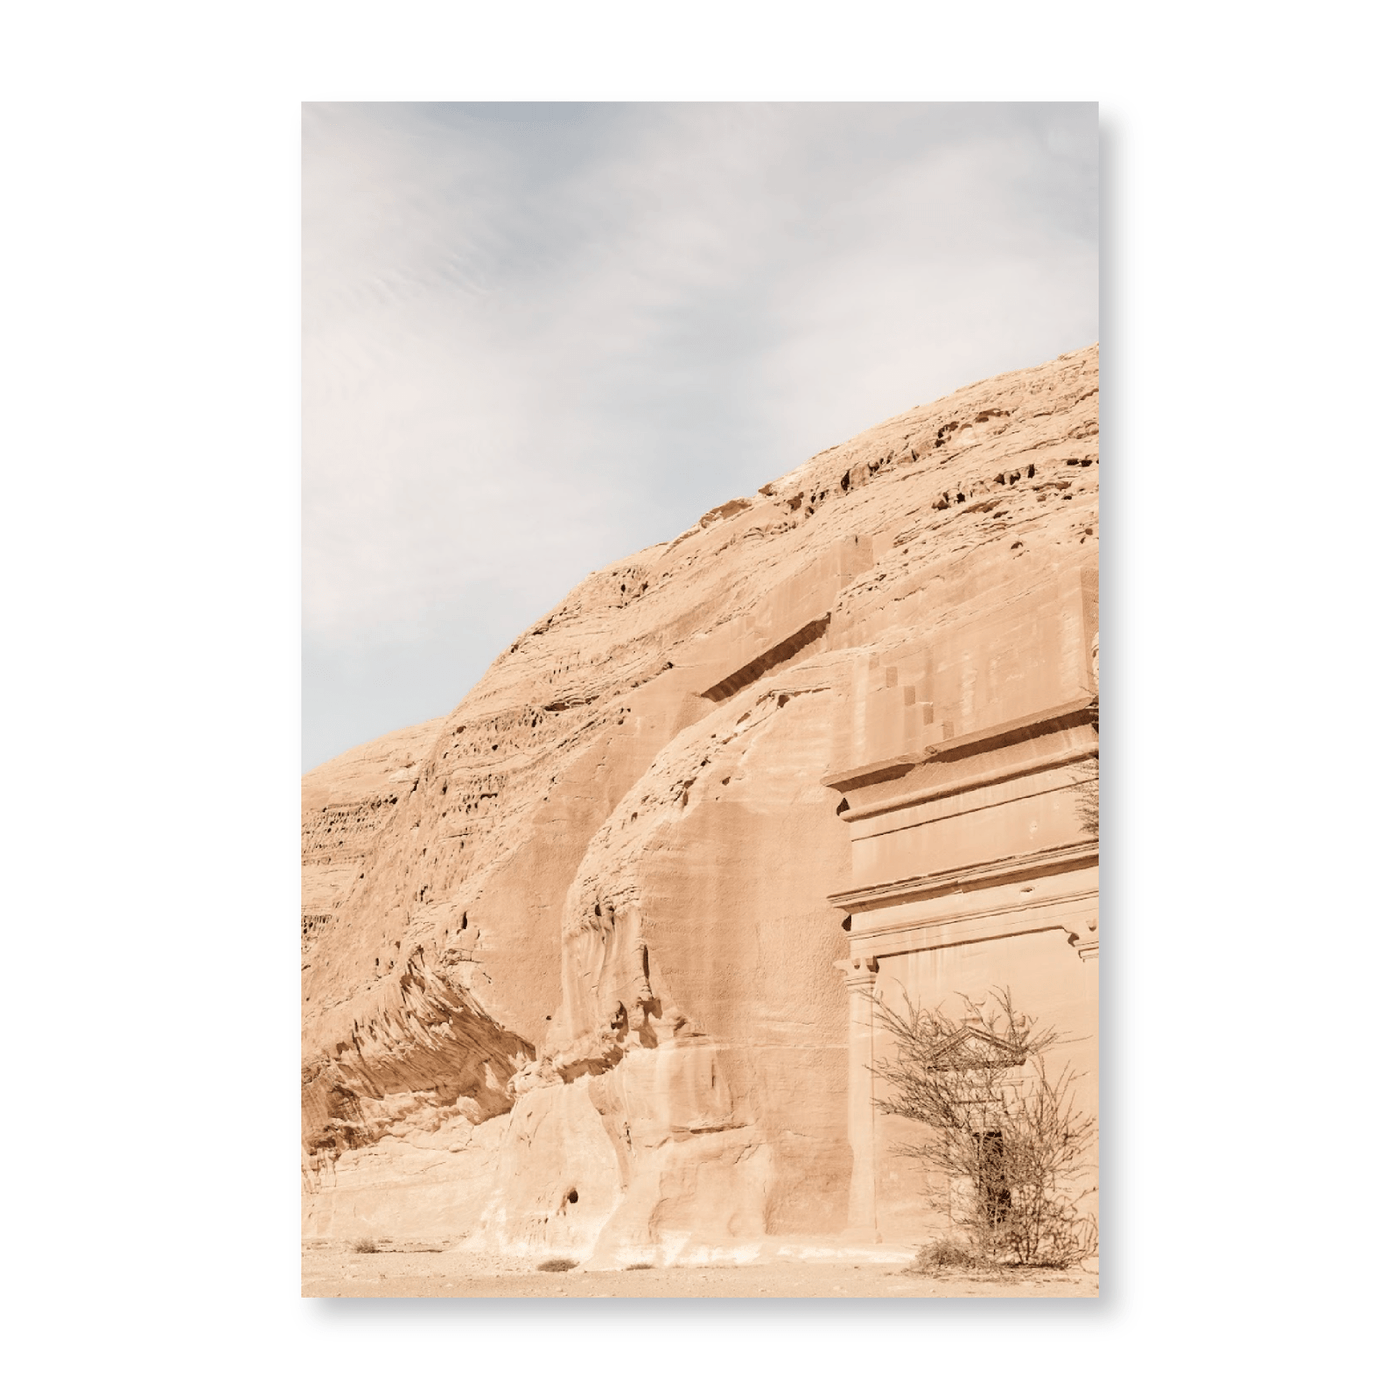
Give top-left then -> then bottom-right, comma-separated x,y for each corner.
303,102 -> 1098,771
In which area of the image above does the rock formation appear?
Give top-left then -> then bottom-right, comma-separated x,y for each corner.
302,345 -> 1100,1264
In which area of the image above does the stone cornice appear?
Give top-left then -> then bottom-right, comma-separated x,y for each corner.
822,694 -> 1099,794
827,839 -> 1099,915
840,737 -> 1099,826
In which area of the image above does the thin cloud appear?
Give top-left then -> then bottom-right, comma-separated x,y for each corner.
303,102 -> 1097,769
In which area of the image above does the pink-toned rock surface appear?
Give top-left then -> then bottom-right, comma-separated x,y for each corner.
302,346 -> 1099,1276
302,718 -> 442,962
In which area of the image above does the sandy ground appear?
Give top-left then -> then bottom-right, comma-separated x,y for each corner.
302,1239 -> 1098,1299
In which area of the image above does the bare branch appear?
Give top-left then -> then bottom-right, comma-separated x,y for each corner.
868,983 -> 1098,1268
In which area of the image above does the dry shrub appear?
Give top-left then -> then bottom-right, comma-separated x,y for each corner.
625,1262 -> 654,1271
906,1239 -> 979,1274
874,986 -> 1098,1270
536,1257 -> 578,1272
352,1238 -> 378,1254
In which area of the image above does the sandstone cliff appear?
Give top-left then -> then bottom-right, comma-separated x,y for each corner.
302,345 -> 1100,1261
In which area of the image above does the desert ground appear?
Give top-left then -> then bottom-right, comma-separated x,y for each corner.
302,1239 -> 1098,1299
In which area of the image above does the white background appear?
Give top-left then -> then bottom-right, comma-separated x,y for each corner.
1,2 -> 1394,1394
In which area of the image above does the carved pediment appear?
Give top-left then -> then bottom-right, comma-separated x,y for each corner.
926,1023 -> 1027,1070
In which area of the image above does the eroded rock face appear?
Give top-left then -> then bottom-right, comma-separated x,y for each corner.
303,345 -> 1100,1258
